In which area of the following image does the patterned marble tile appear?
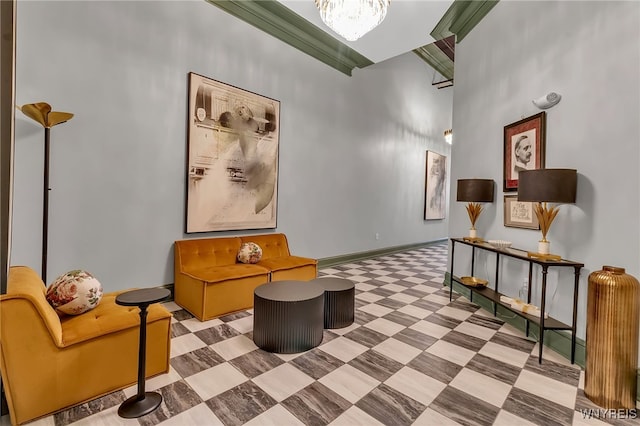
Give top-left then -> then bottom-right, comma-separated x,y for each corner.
343,326 -> 389,348
490,331 -> 537,353
204,381 -> 277,425
393,327 -> 438,351
218,311 -> 251,322
328,406 -> 385,426
426,340 -> 476,367
289,349 -> 345,380
243,404 -> 303,426
407,352 -> 463,385
171,321 -> 191,338
252,363 -> 314,402
425,312 -> 463,329
195,323 -> 242,345
171,309 -> 195,321
170,346 -> 226,378
384,366 -> 447,406
281,382 -> 352,425
411,298 -> 447,312
382,310 -> 423,327
429,386 -> 500,426
348,349 -> 404,382
466,313 -> 504,329
502,387 -> 574,426
523,354 -> 581,387
355,383 -> 426,426
228,349 -> 285,378
441,330 -> 487,352
449,367 -> 513,408
515,369 -> 578,409
465,353 -> 521,386
375,297 -> 406,310
138,380 -> 202,426
318,364 -> 380,404
52,392 -> 125,426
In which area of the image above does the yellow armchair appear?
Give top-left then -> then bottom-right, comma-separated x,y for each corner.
0,266 -> 172,425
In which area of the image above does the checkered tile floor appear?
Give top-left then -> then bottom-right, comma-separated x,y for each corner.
5,242 -> 637,426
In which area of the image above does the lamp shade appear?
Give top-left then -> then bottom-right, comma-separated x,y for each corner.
457,179 -> 495,203
518,169 -> 577,203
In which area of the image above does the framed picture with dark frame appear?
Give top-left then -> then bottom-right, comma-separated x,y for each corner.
185,72 -> 280,233
424,150 -> 447,220
503,111 -> 546,192
504,195 -> 540,229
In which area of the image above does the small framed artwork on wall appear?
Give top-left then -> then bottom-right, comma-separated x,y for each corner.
504,195 -> 540,229
503,112 -> 546,192
424,150 -> 447,220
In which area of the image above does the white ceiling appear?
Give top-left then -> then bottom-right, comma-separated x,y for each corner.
277,0 -> 452,63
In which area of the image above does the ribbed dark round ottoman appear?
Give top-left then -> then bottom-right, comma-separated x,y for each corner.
312,277 -> 355,329
253,280 -> 324,353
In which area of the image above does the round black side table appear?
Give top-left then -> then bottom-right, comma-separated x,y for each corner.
115,287 -> 171,418
311,277 -> 355,329
253,280 -> 324,353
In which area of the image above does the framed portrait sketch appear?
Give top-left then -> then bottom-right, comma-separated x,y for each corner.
424,150 -> 447,220
503,112 -> 546,192
185,72 -> 280,233
504,195 -> 540,229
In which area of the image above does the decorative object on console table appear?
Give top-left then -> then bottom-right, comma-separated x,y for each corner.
424,151 -> 447,220
456,178 -> 494,241
517,168 -> 577,260
503,194 -> 540,230
185,72 -> 280,233
17,102 -> 74,284
585,266 -> 639,410
503,112 -> 546,192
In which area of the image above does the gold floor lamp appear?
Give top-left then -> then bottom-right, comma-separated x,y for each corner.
18,102 -> 74,284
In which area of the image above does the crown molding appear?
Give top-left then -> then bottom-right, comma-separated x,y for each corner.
430,0 -> 499,43
206,0 -> 373,76
413,44 -> 454,81
414,0 -> 498,83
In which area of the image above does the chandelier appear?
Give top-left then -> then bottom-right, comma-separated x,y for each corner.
315,0 -> 390,42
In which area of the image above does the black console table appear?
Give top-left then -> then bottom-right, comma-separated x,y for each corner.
449,238 -> 583,364
115,287 -> 171,418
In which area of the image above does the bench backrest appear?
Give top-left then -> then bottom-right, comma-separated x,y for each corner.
175,237 -> 242,272
240,233 -> 291,259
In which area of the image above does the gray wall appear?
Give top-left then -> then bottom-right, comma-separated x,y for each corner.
12,1 -> 452,290
449,1 -> 640,340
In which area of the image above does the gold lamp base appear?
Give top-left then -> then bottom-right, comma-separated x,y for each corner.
527,251 -> 562,261
463,237 -> 485,243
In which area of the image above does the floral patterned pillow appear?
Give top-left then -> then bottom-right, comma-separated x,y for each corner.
237,242 -> 263,264
46,270 -> 103,315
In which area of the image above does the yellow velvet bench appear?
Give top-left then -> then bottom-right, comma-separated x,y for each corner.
239,234 -> 317,282
174,234 -> 317,321
0,266 -> 172,426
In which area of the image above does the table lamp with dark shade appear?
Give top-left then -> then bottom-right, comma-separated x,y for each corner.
517,168 -> 577,258
457,179 -> 495,240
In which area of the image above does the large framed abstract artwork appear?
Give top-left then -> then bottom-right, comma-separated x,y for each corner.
503,112 -> 546,192
424,150 -> 447,220
185,72 -> 280,233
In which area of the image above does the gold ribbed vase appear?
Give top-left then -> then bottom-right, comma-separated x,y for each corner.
585,266 -> 639,409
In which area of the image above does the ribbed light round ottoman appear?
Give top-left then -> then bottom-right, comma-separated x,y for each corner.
253,280 -> 324,353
